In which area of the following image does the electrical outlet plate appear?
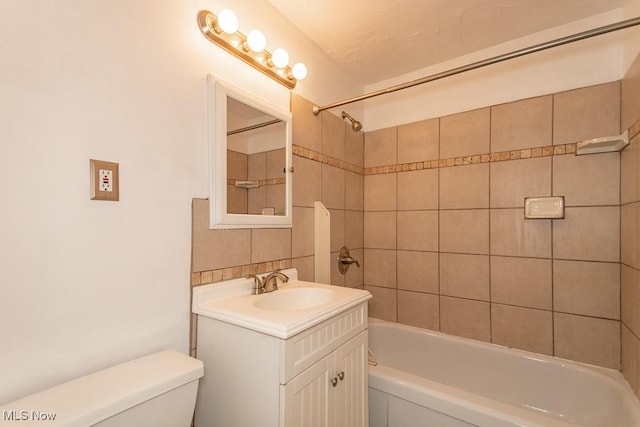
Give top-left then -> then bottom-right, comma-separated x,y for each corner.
90,159 -> 119,201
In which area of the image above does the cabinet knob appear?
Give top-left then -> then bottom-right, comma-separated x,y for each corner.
330,377 -> 338,387
338,371 -> 345,381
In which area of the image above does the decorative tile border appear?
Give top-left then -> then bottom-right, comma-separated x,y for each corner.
364,143 -> 577,175
293,144 -> 363,174
192,258 -> 293,287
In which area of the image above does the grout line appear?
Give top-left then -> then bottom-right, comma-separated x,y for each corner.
550,90 -> 556,357
488,105 -> 493,344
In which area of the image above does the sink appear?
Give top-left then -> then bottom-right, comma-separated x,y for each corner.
193,270 -> 372,338
253,288 -> 335,311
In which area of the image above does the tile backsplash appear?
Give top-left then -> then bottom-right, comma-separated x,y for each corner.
363,81 -> 623,370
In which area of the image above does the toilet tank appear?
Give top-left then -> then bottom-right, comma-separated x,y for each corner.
0,349 -> 203,427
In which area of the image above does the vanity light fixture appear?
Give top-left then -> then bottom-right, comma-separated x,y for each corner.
197,9 -> 307,89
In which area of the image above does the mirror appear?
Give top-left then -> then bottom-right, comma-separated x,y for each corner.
207,76 -> 292,229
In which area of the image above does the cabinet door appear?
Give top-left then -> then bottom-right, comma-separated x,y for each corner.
281,353 -> 333,427
333,332 -> 368,427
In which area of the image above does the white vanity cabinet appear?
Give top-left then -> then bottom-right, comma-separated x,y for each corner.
194,303 -> 369,427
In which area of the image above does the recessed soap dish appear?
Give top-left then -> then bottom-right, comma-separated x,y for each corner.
234,180 -> 260,189
525,196 -> 564,219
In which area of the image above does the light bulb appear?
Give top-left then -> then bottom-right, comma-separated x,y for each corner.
217,9 -> 239,34
246,30 -> 266,53
291,62 -> 307,80
271,48 -> 289,68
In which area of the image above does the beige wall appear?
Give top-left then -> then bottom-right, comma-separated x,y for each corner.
364,81 -> 622,370
621,51 -> 640,398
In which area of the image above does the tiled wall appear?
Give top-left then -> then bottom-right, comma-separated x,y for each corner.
191,78 -> 633,377
364,81 -> 622,369
227,148 -> 287,215
621,52 -> 640,398
190,93 -> 365,355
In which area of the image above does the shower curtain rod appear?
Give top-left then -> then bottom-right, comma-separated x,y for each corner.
312,16 -> 640,115
227,118 -> 282,136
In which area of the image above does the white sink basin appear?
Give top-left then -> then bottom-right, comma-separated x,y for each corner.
253,288 -> 336,311
192,269 -> 372,338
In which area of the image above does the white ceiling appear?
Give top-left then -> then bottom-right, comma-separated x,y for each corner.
266,0 -> 624,85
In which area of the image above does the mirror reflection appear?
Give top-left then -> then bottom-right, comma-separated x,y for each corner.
226,96 -> 287,216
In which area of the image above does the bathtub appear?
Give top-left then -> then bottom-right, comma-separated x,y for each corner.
368,318 -> 640,427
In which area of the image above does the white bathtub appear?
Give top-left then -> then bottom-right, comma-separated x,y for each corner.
368,318 -> 640,427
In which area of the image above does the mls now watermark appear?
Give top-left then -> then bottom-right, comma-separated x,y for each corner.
3,410 -> 57,422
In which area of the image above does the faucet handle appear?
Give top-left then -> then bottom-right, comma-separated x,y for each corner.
338,246 -> 360,274
246,274 -> 264,295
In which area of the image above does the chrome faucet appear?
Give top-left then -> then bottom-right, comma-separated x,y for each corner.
247,270 -> 289,295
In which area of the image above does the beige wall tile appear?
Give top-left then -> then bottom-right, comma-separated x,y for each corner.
622,203 -> 638,268
344,248 -> 364,288
553,153 -> 620,207
622,325 -> 638,393
266,149 -> 286,179
491,256 -> 552,310
321,111 -> 346,161
440,297 -> 490,342
292,93 -> 321,152
398,291 -> 439,330
397,169 -> 438,211
251,228 -> 291,263
554,313 -> 620,370
637,137 -> 640,206
345,210 -> 364,249
227,150 -> 247,179
366,285 -> 397,322
364,211 -> 396,249
491,95 -> 552,152
621,136 -> 638,205
490,209 -> 551,258
622,53 -> 640,131
346,126 -> 364,167
192,199 -> 251,271
440,253 -> 489,300
490,157 -> 551,208
440,107 -> 490,158
553,207 -> 620,262
345,171 -> 364,211
364,173 -> 397,211
554,260 -> 620,320
292,206 -> 314,258
397,118 -> 439,163
365,127 -> 397,168
329,209 -> 345,253
364,249 -> 396,287
330,250 -> 345,287
227,185 -> 248,214
321,164 -> 345,209
440,164 -> 489,209
491,304 -> 553,355
292,255 -> 314,281
440,209 -> 489,254
248,186 -> 267,214
266,184 -> 285,215
293,156 -> 321,207
248,151 -> 267,180
621,265 -> 639,336
397,211 -> 438,251
553,82 -> 621,145
397,250 -> 439,293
